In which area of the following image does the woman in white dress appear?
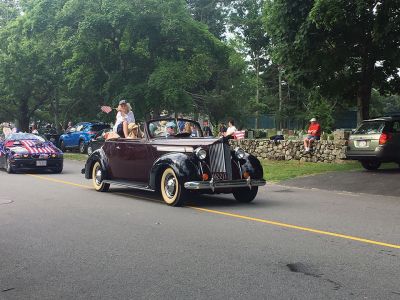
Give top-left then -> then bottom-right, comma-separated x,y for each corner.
113,100 -> 135,138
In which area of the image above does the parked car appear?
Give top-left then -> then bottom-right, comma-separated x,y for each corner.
82,118 -> 266,206
59,122 -> 110,154
347,116 -> 400,170
0,133 -> 63,173
87,128 -> 113,156
39,127 -> 61,148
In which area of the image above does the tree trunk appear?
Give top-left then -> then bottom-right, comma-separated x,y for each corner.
18,100 -> 30,132
356,60 -> 374,124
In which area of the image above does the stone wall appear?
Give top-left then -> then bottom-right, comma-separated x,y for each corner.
230,139 -> 348,163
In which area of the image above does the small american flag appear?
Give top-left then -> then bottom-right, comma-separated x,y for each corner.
101,105 -> 113,114
233,130 -> 245,140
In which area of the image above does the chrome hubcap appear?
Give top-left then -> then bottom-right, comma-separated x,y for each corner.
95,168 -> 102,185
164,174 -> 176,198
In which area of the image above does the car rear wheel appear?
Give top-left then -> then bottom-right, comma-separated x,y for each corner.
360,160 -> 381,171
5,158 -> 14,174
160,168 -> 186,206
92,161 -> 109,192
233,186 -> 258,203
79,140 -> 86,154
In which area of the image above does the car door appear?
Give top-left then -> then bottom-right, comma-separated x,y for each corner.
71,124 -> 86,147
105,138 -> 153,182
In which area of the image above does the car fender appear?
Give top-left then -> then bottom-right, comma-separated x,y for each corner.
240,154 -> 264,179
84,148 -> 109,179
149,153 -> 200,190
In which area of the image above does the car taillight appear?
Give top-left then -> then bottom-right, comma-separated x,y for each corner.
379,132 -> 392,145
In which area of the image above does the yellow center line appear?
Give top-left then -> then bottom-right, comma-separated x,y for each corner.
26,174 -> 400,250
26,174 -> 92,189
187,207 -> 400,249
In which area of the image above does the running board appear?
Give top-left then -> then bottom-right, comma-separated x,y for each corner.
103,180 -> 155,192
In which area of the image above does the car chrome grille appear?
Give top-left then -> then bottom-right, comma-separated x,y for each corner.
209,142 -> 232,181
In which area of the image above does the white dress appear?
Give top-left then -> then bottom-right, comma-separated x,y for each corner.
113,111 -> 135,132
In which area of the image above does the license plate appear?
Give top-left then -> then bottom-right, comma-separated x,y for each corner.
36,160 -> 47,166
358,140 -> 367,147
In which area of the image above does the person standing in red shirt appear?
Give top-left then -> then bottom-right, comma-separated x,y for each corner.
304,118 -> 321,153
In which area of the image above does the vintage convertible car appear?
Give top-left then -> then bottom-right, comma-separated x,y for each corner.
0,133 -> 63,173
82,118 -> 266,206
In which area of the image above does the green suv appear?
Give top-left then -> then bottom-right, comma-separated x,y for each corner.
347,116 -> 400,170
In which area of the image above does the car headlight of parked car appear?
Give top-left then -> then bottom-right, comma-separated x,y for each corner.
234,147 -> 246,160
194,147 -> 207,160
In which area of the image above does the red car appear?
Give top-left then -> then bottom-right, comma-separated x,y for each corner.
82,118 -> 266,206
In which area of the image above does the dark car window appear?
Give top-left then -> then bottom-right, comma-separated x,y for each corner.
88,124 -> 110,132
354,121 -> 387,134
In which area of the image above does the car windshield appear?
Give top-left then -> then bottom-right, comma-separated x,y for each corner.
148,119 -> 203,138
5,133 -> 46,142
354,121 -> 386,134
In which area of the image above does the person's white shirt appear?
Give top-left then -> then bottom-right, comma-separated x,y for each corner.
226,125 -> 237,136
32,129 -> 39,134
113,111 -> 135,132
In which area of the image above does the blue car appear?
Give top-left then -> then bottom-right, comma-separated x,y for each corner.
59,122 -> 110,154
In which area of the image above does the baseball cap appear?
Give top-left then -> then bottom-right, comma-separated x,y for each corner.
310,118 -> 317,122
119,99 -> 127,105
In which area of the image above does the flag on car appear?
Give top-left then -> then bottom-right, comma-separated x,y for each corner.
233,130 -> 245,140
101,106 -> 112,114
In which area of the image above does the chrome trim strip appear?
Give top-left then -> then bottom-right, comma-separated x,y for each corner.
184,178 -> 266,190
156,146 -> 194,152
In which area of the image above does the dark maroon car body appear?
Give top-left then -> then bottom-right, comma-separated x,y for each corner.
83,118 -> 266,206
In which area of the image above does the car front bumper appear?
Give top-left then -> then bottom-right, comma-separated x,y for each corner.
184,178 -> 266,191
11,158 -> 63,170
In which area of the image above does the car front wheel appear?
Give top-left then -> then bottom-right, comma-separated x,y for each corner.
360,160 -> 381,171
233,186 -> 258,203
92,161 -> 110,192
79,140 -> 86,154
87,145 -> 93,156
5,158 -> 14,174
160,168 -> 186,206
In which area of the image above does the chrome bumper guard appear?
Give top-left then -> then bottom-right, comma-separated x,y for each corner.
184,178 -> 266,192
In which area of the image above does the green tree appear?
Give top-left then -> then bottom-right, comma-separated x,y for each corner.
264,0 -> 400,123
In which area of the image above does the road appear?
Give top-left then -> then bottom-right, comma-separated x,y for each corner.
1,160 -> 399,299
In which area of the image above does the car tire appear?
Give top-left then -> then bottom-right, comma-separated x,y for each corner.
52,166 -> 63,174
160,168 -> 186,206
92,161 -> 110,192
87,145 -> 93,156
233,186 -> 258,203
360,160 -> 381,171
5,157 -> 14,174
60,140 -> 66,152
79,140 -> 86,154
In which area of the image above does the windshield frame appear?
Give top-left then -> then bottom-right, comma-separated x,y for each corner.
146,118 -> 204,139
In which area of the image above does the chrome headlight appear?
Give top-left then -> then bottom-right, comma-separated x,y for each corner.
194,147 -> 207,160
234,147 -> 246,159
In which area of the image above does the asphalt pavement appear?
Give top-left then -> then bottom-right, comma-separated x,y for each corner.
0,160 -> 399,299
